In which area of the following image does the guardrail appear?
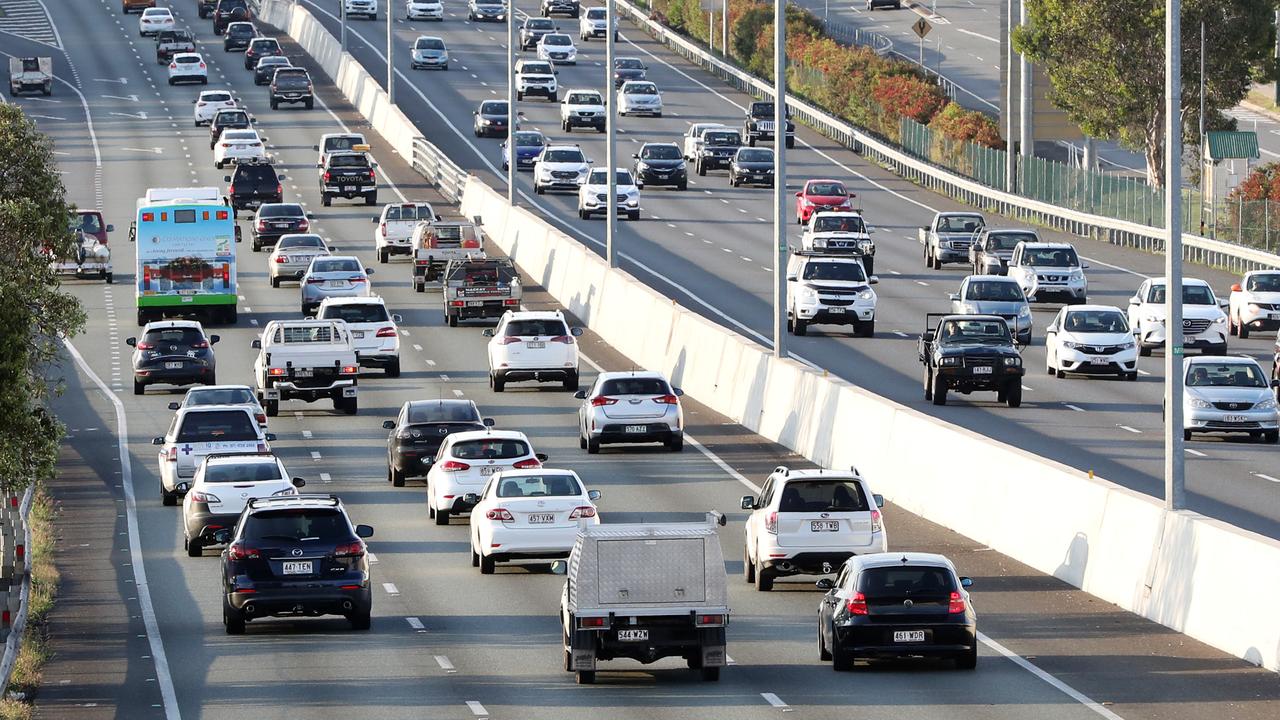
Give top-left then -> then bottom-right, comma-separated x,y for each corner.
411,137 -> 468,205
0,488 -> 35,689
615,0 -> 1280,273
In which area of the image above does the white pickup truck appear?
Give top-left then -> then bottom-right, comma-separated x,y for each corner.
372,201 -> 438,264
919,211 -> 985,269
251,319 -> 360,416
1227,270 -> 1280,339
9,57 -> 52,96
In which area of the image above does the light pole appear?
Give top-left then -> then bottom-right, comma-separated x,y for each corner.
722,0 -> 728,54
1004,0 -> 1015,191
772,0 -> 787,358
1018,0 -> 1030,158
506,0 -> 516,206
1164,0 -> 1185,511
606,0 -> 617,268
340,1 -> 347,52
386,5 -> 394,103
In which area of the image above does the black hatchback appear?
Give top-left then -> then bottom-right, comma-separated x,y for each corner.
127,320 -> 219,394
817,552 -> 977,670
216,495 -> 374,634
729,147 -> 775,188
383,400 -> 493,486
226,160 -> 282,210
223,21 -> 256,51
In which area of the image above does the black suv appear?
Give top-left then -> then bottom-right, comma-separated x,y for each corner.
743,101 -> 795,148
319,151 -> 377,206
383,400 -> 493,486
632,142 -> 687,190
127,320 -> 219,394
244,37 -> 282,71
918,313 -> 1025,407
270,67 -> 313,110
216,495 -> 374,634
251,203 -> 310,251
225,160 -> 282,210
223,21 -> 256,51
209,108 -> 252,149
519,17 -> 556,49
197,0 -> 217,19
213,0 -> 251,34
729,147 -> 775,188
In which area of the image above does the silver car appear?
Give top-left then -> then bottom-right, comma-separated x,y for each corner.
950,275 -> 1033,344
1182,356 -> 1279,443
300,255 -> 373,315
575,371 -> 684,453
410,35 -> 449,70
268,233 -> 332,287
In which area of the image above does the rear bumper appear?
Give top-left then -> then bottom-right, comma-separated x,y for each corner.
135,364 -> 212,385
833,623 -> 976,658
227,584 -> 370,618
762,551 -> 856,576
591,424 -> 679,445
184,508 -> 239,541
355,352 -> 399,368
263,381 -> 356,402
496,367 -> 576,382
321,183 -> 376,198
481,525 -> 583,560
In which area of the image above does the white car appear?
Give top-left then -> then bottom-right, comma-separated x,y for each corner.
1126,277 -> 1228,357
577,167 -> 640,220
575,371 -> 683,452
682,122 -> 727,160
1182,355 -> 1279,443
167,385 -> 268,429
410,35 -> 449,70
741,467 -> 887,591
560,88 -> 606,133
167,53 -> 208,85
483,310 -> 582,391
533,144 -> 591,194
1006,241 -> 1088,304
1227,270 -> 1280,338
405,0 -> 444,20
425,429 -> 547,524
537,33 -> 578,64
315,296 -> 403,376
800,211 -> 874,257
154,405 -> 275,506
181,452 -> 302,556
268,233 -> 333,286
467,469 -> 600,573
787,253 -> 877,337
193,90 -> 236,126
514,59 -> 558,102
213,129 -> 266,169
1043,304 -> 1138,380
139,7 -> 175,36
616,81 -> 662,117
578,6 -> 617,41
374,201 -> 437,262
344,0 -> 379,20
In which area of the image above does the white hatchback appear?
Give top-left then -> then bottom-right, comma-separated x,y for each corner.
168,53 -> 209,85
425,429 -> 547,525
213,129 -> 267,168
181,452 -> 303,556
484,310 -> 582,392
467,469 -> 599,574
1044,304 -> 1138,380
193,90 -> 236,126
139,7 -> 175,36
537,33 -> 578,64
315,296 -> 403,376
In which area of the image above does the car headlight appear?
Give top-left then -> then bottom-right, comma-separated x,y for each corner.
478,118 -> 492,125
1187,397 -> 1212,409
1003,356 -> 1021,366
1061,340 -> 1081,350
858,239 -> 874,250
1146,314 -> 1164,324
271,487 -> 297,496
1213,315 -> 1227,324
1018,306 -> 1031,318
858,290 -> 874,301
636,161 -> 650,171
939,356 -> 961,366
796,285 -> 817,302
1119,340 -> 1136,349
1255,398 -> 1277,411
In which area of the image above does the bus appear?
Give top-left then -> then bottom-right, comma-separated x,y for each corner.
133,197 -> 239,326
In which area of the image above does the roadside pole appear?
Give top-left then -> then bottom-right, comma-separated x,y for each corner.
773,0 -> 787,358
506,3 -> 516,205
606,0 -> 618,268
1165,0 -> 1186,511
386,6 -> 393,104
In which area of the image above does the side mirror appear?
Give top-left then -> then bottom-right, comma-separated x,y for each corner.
481,328 -> 495,337
673,387 -> 684,396
435,214 -> 442,221
815,578 -> 835,590
209,334 -> 220,344
1217,299 -> 1229,308
740,495 -> 755,510
168,402 -> 181,410
473,110 -> 478,115
535,452 -> 549,462
355,524 -> 374,539
152,437 -> 165,446
873,493 -> 884,509
278,175 -> 287,180
382,420 -> 396,429
126,337 -> 137,347
1082,263 -> 1090,269
370,217 -> 378,224
212,529 -> 231,545
587,489 -> 601,501
550,560 -> 568,575
786,275 -> 797,282
463,493 -> 479,505
570,327 -> 584,337
224,175 -> 232,182
631,153 -> 639,159
392,314 -> 403,323
251,339 -> 261,349
483,417 -> 495,427
292,477 -> 306,488
106,224 -> 115,232
922,330 -> 936,343
573,390 -> 587,399
869,276 -> 879,285
1271,379 -> 1279,388
947,293 -> 960,301
365,268 -> 374,275
264,433 -> 277,442
960,576 -> 974,588
305,212 -> 315,219
312,144 -> 320,151
315,162 -> 322,168
794,191 -> 802,197
1129,295 -> 1140,305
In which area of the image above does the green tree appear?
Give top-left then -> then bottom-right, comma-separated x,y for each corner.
1014,0 -> 1272,187
0,105 -> 85,491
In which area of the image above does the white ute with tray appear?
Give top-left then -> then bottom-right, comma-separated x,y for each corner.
251,319 -> 360,416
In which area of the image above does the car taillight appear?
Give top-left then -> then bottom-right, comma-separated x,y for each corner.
513,458 -> 541,470
164,447 -> 177,463
340,364 -> 359,374
568,506 -> 596,519
695,614 -> 724,626
256,442 -> 268,452
764,511 -> 777,534
255,413 -> 267,425
846,592 -> 868,615
199,62 -> 206,69
190,490 -> 220,503
349,275 -> 366,284
449,300 -> 465,307
306,277 -> 325,284
297,219 -> 309,231
375,326 -> 397,338
228,183 -> 236,195
323,171 -> 331,182
170,63 -> 177,69
190,341 -> 209,349
653,394 -> 679,405
549,335 -> 574,344
498,336 -> 521,345
275,183 -> 282,195
579,616 -> 607,628
461,237 -> 480,249
485,508 -> 514,522
870,509 -> 883,533
590,396 -> 616,407
227,542 -> 260,561
379,222 -> 386,237
334,540 -> 366,558
268,367 -> 286,375
275,255 -> 289,263
503,299 -> 519,306
257,220 -> 267,230
197,101 -> 206,106
136,341 -> 154,350
369,169 -> 377,182
949,591 -> 966,614
221,143 -> 231,148
439,460 -> 470,472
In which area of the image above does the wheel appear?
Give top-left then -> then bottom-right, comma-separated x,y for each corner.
579,431 -> 587,449
161,486 -> 177,507
343,397 -> 358,415
747,136 -> 756,147
700,666 -> 720,682
479,553 -> 495,574
793,318 -> 807,336
832,650 -> 853,672
348,608 -> 372,631
215,159 -> 224,169
856,319 -> 874,338
446,312 -> 459,328
1183,428 -> 1192,441
252,239 -> 261,252
563,371 -> 578,391
1239,319 -> 1250,339
471,539 -> 481,567
365,192 -> 377,206
1005,381 -> 1022,408
666,435 -> 683,451
492,373 -> 505,392
578,209 -> 586,220
586,436 -> 600,454
754,560 -> 773,591
678,181 -> 687,191
435,507 -> 450,525
956,643 -> 978,670
1139,344 -> 1152,357
264,399 -> 279,417
1126,372 -> 1138,381
743,548 -> 755,583
628,210 -> 640,221
1055,367 -> 1065,379
1265,430 -> 1279,444
819,621 -> 832,661
931,372 -> 948,405
270,276 -> 280,288
270,98 -> 278,110
305,98 -> 314,109
186,535 -> 202,558
575,671 -> 595,684
535,183 -> 546,194
785,137 -> 795,149
223,598 -> 246,635
133,379 -> 145,395
697,161 -> 705,176
105,273 -> 113,284
923,368 -> 933,401
386,359 -> 401,378
321,193 -> 332,207
391,465 -> 406,487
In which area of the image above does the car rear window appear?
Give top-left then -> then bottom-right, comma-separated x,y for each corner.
320,303 -> 388,324
274,69 -> 309,84
776,480 -> 869,513
215,111 -> 249,125
174,55 -> 201,64
277,235 -> 323,249
186,388 -> 256,406
451,439 -> 530,460
176,410 -> 258,442
858,566 -> 955,598
259,204 -> 303,217
143,328 -> 206,346
599,378 -> 668,396
204,461 -> 282,483
311,258 -> 360,273
202,92 -> 232,103
408,402 -> 480,423
505,319 -> 568,337
242,509 -> 351,541
234,164 -> 277,182
330,155 -> 369,168
249,39 -> 279,50
495,474 -> 581,497
385,204 -> 434,221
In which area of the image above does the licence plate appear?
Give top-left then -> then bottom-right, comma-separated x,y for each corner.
480,466 -> 501,475
893,630 -> 926,643
1224,415 -> 1249,423
529,513 -> 555,524
273,222 -> 290,229
828,307 -> 845,314
352,330 -> 365,338
343,185 -> 356,192
325,281 -> 345,288
525,341 -> 545,349
617,629 -> 649,642
467,300 -> 484,307
973,366 -> 993,374
294,368 -> 313,378
624,425 -> 647,434
164,361 -> 184,369
810,520 -> 840,532
1089,358 -> 1109,365
282,561 -> 312,575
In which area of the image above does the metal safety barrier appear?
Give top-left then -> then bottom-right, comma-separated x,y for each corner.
0,488 -> 35,690
411,137 -> 469,205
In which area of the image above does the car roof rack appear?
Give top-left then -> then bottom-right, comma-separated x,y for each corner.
246,494 -> 340,510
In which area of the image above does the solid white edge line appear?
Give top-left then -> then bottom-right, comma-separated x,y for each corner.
64,340 -> 181,720
978,632 -> 1126,720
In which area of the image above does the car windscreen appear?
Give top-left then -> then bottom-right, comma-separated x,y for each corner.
566,93 -> 599,105
543,35 -> 571,45
858,566 -> 955,599
587,170 -> 632,185
1063,310 -> 1128,334
806,182 -> 846,196
586,8 -> 606,18
939,215 -> 984,233
415,38 -> 445,50
505,319 -> 568,337
986,232 -> 1036,250
811,216 -> 866,234
777,480 -> 869,513
599,378 -> 669,396
277,235 -> 323,249
803,262 -> 866,282
966,280 -> 1024,302
1246,273 -> 1280,292
625,83 -> 657,95
737,149 -> 772,162
321,304 -> 387,323
1022,247 -> 1079,267
204,461 -> 282,483
450,439 -> 530,460
641,145 -> 680,159
528,18 -> 553,28
311,258 -> 360,273
495,474 -> 581,498
480,102 -> 508,115
616,58 -> 643,69
940,319 -> 1011,343
242,509 -> 351,542
142,328 -> 206,346
1147,284 -> 1215,305
1185,363 -> 1267,388
176,410 -> 258,442
542,149 -> 583,162
408,402 -> 480,423
514,132 -> 545,147
521,62 -> 553,74
705,132 -> 740,146
259,204 -> 302,217
186,388 -> 256,406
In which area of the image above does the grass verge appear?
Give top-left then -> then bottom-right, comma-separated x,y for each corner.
0,487 -> 59,720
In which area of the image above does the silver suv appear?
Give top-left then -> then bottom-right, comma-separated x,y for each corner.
575,371 -> 684,453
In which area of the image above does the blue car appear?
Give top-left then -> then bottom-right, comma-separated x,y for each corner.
501,130 -> 548,171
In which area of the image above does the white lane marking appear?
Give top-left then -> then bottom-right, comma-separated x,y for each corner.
1184,448 -> 1206,457
978,633 -> 1126,720
915,280 -> 929,286
400,329 -> 410,336
435,655 -> 458,672
426,358 -> 437,366
760,693 -> 791,711
889,269 -> 902,275
1253,472 -> 1280,483
1118,425 -> 1142,434
726,654 -> 736,665
367,552 -> 378,563
319,472 -> 332,482
406,616 -> 425,630
453,389 -> 465,397
465,701 -> 489,717
310,451 -> 322,460
893,331 -> 909,337
1137,368 -> 1152,376
63,341 -> 180,720
1065,404 -> 1086,412
440,373 -> 451,381
0,50 -> 101,168
301,430 -> 313,439
1021,384 -> 1033,391
383,582 -> 400,595
413,343 -> 423,351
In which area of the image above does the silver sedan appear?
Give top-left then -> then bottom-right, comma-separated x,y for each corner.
268,234 -> 332,287
300,255 -> 373,315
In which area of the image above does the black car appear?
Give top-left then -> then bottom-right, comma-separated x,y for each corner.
968,229 -> 1037,276
473,100 -> 510,138
631,142 -> 686,190
253,57 -> 292,85
743,100 -> 795,148
244,37 -> 282,71
612,57 -> 646,87
127,320 -> 219,394
270,67 -> 313,109
197,0 -> 217,19
223,21 -> 256,51
540,0 -> 579,18
694,129 -> 741,176
519,17 -> 556,49
251,203 -> 310,251
319,151 -> 377,206
383,400 -> 493,486
216,495 -> 374,634
729,147 -> 775,188
212,0 -> 251,34
817,553 -> 977,670
918,313 -> 1025,407
209,108 -> 252,149
225,160 -> 282,210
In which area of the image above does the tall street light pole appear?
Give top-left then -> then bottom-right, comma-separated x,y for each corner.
506,0 -> 516,206
606,0 -> 618,268
772,0 -> 787,358
1164,0 -> 1186,511
340,2 -> 347,52
1004,0 -> 1015,191
386,6 -> 394,104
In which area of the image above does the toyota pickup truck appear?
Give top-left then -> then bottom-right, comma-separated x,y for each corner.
918,313 -> 1024,407
319,148 -> 377,206
919,211 -> 985,269
251,319 -> 360,416
558,512 -> 730,685
411,220 -> 484,290
1228,269 -> 1280,339
372,201 -> 438,263
442,255 -> 521,326
9,57 -> 51,96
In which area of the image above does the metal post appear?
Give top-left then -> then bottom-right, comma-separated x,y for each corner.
1198,20 -> 1205,229
723,0 -> 729,56
1018,0 -> 1031,157
709,12 -> 714,52
1004,0 -> 1015,191
1164,0 -> 1185,512
1274,10 -> 1279,106
773,0 -> 787,358
387,6 -> 394,104
340,1 -> 347,52
606,0 -> 618,268
506,2 -> 516,206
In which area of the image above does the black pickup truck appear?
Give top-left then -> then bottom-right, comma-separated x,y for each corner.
155,30 -> 196,64
918,313 -> 1025,407
743,100 -> 795,148
319,149 -> 377,206
269,67 -> 314,110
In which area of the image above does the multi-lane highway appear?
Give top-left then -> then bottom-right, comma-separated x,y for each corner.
15,0 -> 1280,718
279,0 -> 1280,538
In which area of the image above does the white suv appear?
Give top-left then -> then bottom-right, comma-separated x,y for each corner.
740,467 -> 887,591
514,59 -> 558,102
560,89 -> 606,133
533,144 -> 591,194
577,167 -> 640,220
483,310 -> 582,391
578,6 -> 616,41
1006,241 -> 1088,304
1127,277 -> 1228,356
315,296 -> 403,377
575,371 -> 684,452
424,429 -> 547,524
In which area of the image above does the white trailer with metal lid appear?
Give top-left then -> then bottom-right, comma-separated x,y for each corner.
557,512 -> 729,684
9,57 -> 51,96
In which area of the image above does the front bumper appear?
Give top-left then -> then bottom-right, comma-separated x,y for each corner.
934,246 -> 972,263
321,182 -> 375,198
537,174 -> 586,191
635,167 -> 686,186
407,5 -> 444,19
1025,279 -> 1087,302
1139,325 -> 1228,352
411,54 -> 449,68
1239,306 -> 1280,330
760,546 -> 883,576
1185,407 -> 1279,433
697,154 -> 734,170
1055,346 -> 1138,376
731,168 -> 775,186
564,114 -> 604,129
621,102 -> 662,115
518,83 -> 557,97
795,303 -> 875,325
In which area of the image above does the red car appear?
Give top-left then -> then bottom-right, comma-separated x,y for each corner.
74,210 -> 113,245
795,179 -> 854,225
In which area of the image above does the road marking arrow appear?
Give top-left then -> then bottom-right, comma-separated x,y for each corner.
121,147 -> 164,155
102,94 -> 140,103
109,111 -> 148,120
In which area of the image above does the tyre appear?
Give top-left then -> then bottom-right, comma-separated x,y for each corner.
348,608 -> 372,631
1139,344 -> 1151,357
586,436 -> 600,454
575,671 -> 595,685
700,666 -> 720,682
479,553 -> 495,574
342,396 -> 358,415
161,486 -> 177,507
744,548 -> 755,583
186,535 -> 202,558
133,379 -> 145,395
386,359 -> 401,378
1055,367 -> 1066,379
1005,381 -> 1022,408
931,373 -> 948,405
321,192 -> 332,207
666,435 -> 683,451
365,192 -> 377,206
435,507 -> 450,525
105,272 -> 113,284
747,136 -> 756,147
785,136 -> 795,149
956,644 -> 978,670
678,181 -> 687,191
270,276 -> 280,288
819,621 -> 832,661
223,598 -> 246,635
1183,428 -> 1192,441
697,161 -> 705,176
535,182 -> 546,194
793,318 -> 807,336
563,371 -> 578,391
754,560 -> 773,591
264,399 -> 279,417
1265,430 -> 1279,444
391,465 -> 406,487
305,98 -> 314,110
270,98 -> 278,110
492,373 -> 505,392
628,210 -> 640,221
447,312 -> 458,328
1126,371 -> 1138,381
856,319 -> 874,338
832,650 -> 853,672
471,541 -> 480,567
579,432 -> 587,449
1239,319 -> 1250,339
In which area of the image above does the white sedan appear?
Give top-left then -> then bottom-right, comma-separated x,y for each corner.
139,7 -> 175,36
406,0 -> 444,20
467,469 -> 599,574
617,81 -> 663,117
168,53 -> 209,85
578,167 -> 640,220
213,129 -> 266,169
193,90 -> 236,126
181,453 -> 303,557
